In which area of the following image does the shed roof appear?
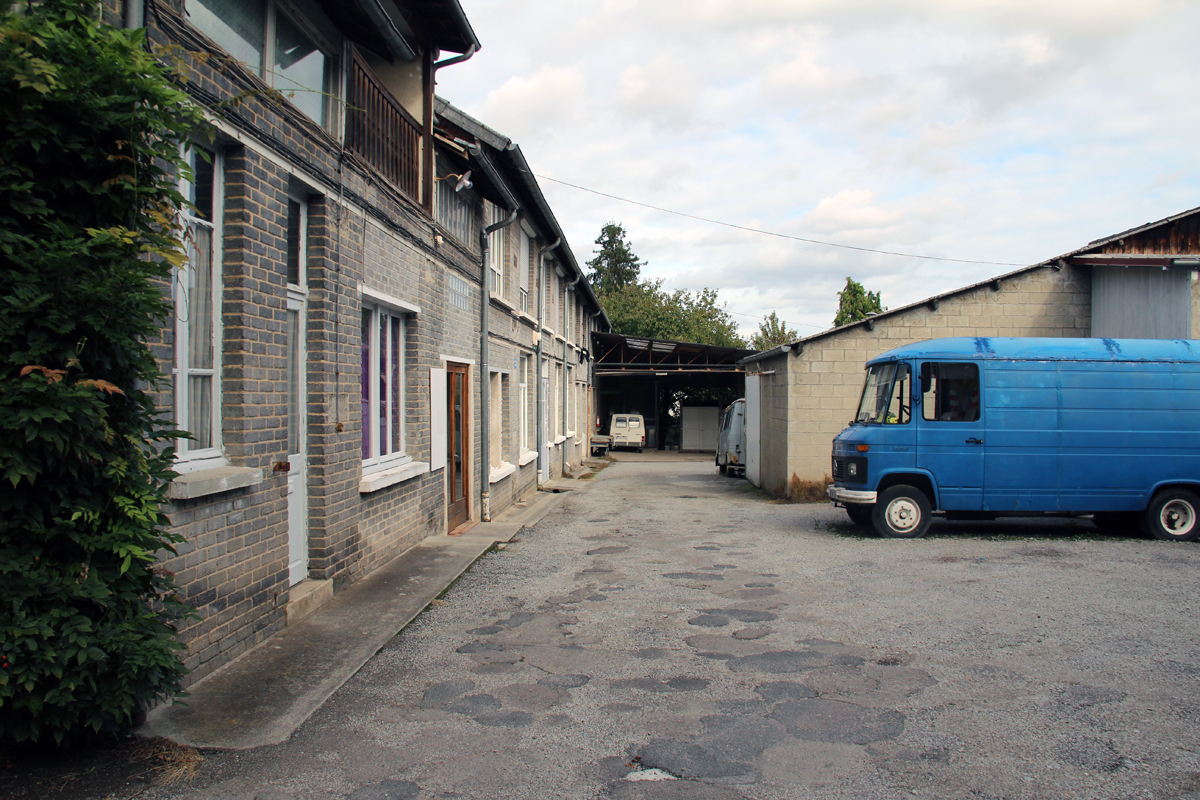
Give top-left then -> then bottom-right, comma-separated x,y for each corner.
866,337 -> 1200,365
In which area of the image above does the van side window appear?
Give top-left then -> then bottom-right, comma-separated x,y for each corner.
922,363 -> 980,422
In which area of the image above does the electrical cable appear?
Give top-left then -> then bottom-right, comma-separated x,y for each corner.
534,174 -> 1025,268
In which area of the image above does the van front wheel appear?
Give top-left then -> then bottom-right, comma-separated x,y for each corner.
873,486 -> 932,539
1142,489 -> 1200,542
845,504 -> 873,527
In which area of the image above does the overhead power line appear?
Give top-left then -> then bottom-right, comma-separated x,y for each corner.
535,174 -> 1026,268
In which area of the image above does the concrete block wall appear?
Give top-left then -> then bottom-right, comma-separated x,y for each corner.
757,264 -> 1091,491
756,365 -> 791,497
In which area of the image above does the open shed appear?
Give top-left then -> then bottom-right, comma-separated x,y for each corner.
591,332 -> 754,450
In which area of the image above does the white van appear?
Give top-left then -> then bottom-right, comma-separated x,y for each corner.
716,399 -> 746,476
610,414 -> 645,452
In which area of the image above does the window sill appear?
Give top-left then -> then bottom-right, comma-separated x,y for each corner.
519,450 -> 538,466
489,461 -> 517,484
167,465 -> 264,500
489,291 -> 516,313
554,435 -> 567,445
517,312 -> 538,328
566,430 -> 576,440
360,461 -> 430,493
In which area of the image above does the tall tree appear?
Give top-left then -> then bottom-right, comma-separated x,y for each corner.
750,311 -> 799,351
833,277 -> 884,327
587,222 -> 645,296
587,223 -> 746,348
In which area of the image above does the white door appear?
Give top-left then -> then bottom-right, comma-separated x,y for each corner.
745,374 -> 761,487
286,292 -> 307,586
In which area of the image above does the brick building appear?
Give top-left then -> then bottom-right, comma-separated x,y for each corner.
97,0 -> 605,684
742,207 -> 1200,496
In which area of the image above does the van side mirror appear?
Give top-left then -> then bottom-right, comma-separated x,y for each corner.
919,362 -> 931,395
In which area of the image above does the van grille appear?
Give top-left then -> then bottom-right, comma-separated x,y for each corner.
832,456 -> 867,484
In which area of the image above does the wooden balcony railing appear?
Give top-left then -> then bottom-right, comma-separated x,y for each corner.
346,47 -> 422,201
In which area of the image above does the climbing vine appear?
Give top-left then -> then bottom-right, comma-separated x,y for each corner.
0,0 -> 205,744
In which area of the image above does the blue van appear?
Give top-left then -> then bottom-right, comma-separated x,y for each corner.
827,337 -> 1200,540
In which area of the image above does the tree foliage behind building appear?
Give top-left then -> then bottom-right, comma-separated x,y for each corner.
0,0 -> 202,745
587,223 -> 745,348
833,277 -> 885,327
750,311 -> 799,351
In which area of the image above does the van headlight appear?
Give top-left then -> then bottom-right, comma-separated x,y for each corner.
848,463 -> 858,477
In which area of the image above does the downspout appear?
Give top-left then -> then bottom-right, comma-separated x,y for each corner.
433,44 -> 478,73
562,272 -> 582,475
536,238 -> 560,486
479,209 -> 518,522
123,0 -> 143,29
360,0 -> 417,61
456,137 -> 519,521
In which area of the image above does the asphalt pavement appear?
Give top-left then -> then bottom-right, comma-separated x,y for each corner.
132,455 -> 1200,799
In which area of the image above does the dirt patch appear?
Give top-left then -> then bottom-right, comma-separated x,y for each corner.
0,736 -> 201,800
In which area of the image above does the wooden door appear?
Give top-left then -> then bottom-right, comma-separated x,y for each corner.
447,364 -> 470,530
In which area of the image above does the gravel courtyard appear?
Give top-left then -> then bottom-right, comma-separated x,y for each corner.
101,456 -> 1200,798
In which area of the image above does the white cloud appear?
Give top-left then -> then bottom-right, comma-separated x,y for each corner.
438,0 -> 1200,338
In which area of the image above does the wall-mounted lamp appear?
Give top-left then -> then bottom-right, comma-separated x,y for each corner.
435,170 -> 472,192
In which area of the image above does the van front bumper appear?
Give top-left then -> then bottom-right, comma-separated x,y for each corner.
827,485 -> 877,505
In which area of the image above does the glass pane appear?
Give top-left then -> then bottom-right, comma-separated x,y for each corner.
390,316 -> 402,454
856,363 -> 897,424
274,12 -> 326,125
378,313 -> 389,455
287,308 -> 300,454
361,308 -> 371,460
924,363 -> 980,422
188,223 -> 214,371
189,375 -> 213,450
186,0 -> 265,71
286,200 -> 301,285
189,147 -> 215,221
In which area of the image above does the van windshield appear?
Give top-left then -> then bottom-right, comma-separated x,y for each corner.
855,362 -> 911,424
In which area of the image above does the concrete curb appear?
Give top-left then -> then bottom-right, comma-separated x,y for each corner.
140,483 -> 588,750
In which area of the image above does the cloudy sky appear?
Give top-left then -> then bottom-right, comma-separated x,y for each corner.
436,0 -> 1200,340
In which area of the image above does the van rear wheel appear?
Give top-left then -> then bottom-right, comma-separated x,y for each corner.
873,486 -> 932,539
1142,489 -> 1200,542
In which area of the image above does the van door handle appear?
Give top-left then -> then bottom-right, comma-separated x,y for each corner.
965,437 -> 984,444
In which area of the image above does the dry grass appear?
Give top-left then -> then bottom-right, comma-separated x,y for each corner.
786,473 -> 832,504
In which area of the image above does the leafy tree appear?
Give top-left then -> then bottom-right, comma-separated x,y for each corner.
833,277 -> 885,327
588,223 -> 745,348
586,222 -> 646,296
0,0 -> 202,744
750,311 -> 799,351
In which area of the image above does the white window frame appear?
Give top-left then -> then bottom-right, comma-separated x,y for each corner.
361,294 -> 414,476
519,354 -> 532,457
488,204 -> 505,297
518,229 -> 530,314
184,0 -> 341,131
174,145 -> 225,473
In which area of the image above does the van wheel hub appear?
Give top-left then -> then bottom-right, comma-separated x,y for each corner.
886,499 -> 920,531
1160,500 -> 1196,536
